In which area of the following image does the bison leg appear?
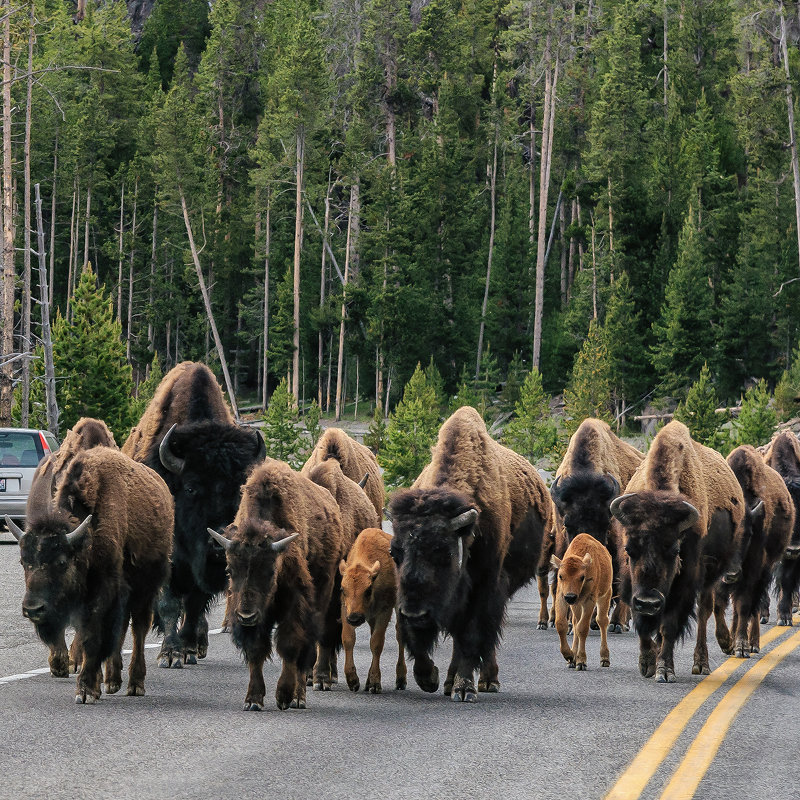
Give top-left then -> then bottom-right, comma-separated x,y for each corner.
48,633 -> 70,678
597,593 -> 611,668
127,600 -> 153,696
342,613 -> 360,692
366,610 -> 391,694
536,569 -> 550,630
760,594 -> 770,625
572,602 -> 591,671
394,616 -> 407,690
178,590 -> 208,665
156,586 -> 184,669
638,635 -> 657,678
450,672 -> 478,703
243,655 -> 267,711
443,652 -> 457,696
748,613 -> 761,653
608,597 -> 630,634
104,616 -> 129,695
196,614 -> 209,660
692,588 -> 714,676
713,587 -> 734,655
776,559 -> 800,626
411,653 -> 440,694
68,633 -> 83,674
478,652 -> 500,692
274,612 -> 315,710
555,594 -> 575,667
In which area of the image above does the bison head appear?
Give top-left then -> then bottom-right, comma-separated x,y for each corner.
339,557 -> 381,627
208,521 -> 298,628
550,472 -> 619,545
7,514 -> 92,644
783,478 -> 800,559
610,491 -> 699,631
157,421 -> 265,594
551,549 -> 593,605
388,488 -> 478,633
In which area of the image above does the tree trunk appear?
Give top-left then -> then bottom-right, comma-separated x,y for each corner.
591,212 -> 598,320
67,179 -> 77,318
117,182 -> 125,321
126,178 -> 138,361
21,0 -> 34,426
180,190 -> 238,419
49,138 -> 57,309
35,184 -> 59,435
148,202 -> 157,352
335,184 -> 356,421
567,197 -> 576,300
292,126 -> 305,404
779,1 -> 800,278
319,175 -> 331,408
83,184 -> 91,271
1,1 -> 15,425
262,189 -> 271,409
559,196 -> 567,308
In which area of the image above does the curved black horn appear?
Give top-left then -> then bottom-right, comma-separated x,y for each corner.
357,472 -> 369,489
550,475 -> 561,497
678,501 -> 700,532
272,532 -> 300,553
159,424 -> 185,476
207,527 -> 233,552
4,516 -> 25,542
605,472 -> 620,498
253,428 -> 266,461
609,493 -> 637,525
448,509 -> 478,532
65,515 -> 92,546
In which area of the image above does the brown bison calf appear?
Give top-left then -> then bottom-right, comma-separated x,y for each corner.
9,448 -> 173,704
209,458 -> 346,711
339,528 -> 407,693
552,533 -> 613,670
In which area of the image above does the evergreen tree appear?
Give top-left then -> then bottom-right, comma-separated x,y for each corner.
502,368 -> 559,463
674,363 -> 727,448
52,263 -> 133,440
563,320 -> 613,434
304,399 -> 323,449
774,339 -> 800,421
363,404 -> 387,455
450,365 -> 481,416
733,379 -> 777,448
129,352 -> 163,425
262,378 -> 305,468
379,363 -> 440,487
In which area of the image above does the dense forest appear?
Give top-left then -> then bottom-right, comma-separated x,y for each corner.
1,0 -> 800,433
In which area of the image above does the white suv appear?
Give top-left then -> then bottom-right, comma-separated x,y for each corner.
0,428 -> 60,530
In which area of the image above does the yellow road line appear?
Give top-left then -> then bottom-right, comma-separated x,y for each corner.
603,621 -> 794,800
659,626 -> 800,800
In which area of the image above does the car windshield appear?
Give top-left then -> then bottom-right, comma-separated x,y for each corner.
0,431 -> 43,467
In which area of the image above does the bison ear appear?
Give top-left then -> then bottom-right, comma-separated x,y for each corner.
369,560 -> 381,579
550,554 -> 562,569
582,552 -> 593,567
339,558 -> 347,577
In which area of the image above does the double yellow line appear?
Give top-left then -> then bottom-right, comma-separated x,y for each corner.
605,619 -> 800,800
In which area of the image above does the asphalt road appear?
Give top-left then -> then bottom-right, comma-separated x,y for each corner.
0,538 -> 798,800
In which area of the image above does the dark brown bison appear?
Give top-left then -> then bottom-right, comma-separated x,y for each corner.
208,458 -> 346,710
550,418 -> 644,632
763,432 -> 800,625
388,406 -> 554,702
24,417 -> 118,678
8,448 -> 173,703
716,445 -> 794,655
339,527 -> 407,693
610,421 -> 745,682
122,361 -> 265,668
301,427 -> 384,518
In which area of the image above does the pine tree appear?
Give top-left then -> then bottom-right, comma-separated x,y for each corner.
563,320 -> 613,435
129,352 -> 163,426
450,365 -> 481,416
363,404 -> 387,455
304,399 -> 323,449
502,368 -> 558,463
733,379 -> 777,448
52,263 -> 133,440
379,363 -> 440,487
262,378 -> 305,468
674,363 -> 727,448
774,339 -> 800,421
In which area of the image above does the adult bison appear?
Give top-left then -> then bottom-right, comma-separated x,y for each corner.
717,445 -> 793,655
208,458 -> 346,710
301,427 -> 384,518
610,421 -> 745,682
8,448 -> 173,703
763,432 -> 800,625
550,418 -> 644,632
122,361 -> 265,667
25,417 -> 118,677
388,406 -> 554,702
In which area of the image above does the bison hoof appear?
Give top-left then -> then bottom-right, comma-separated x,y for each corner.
750,645 -> 760,654
537,621 -> 548,630
760,615 -> 769,625
777,617 -> 793,626
395,676 -> 407,690
608,623 -> 623,634
414,666 -> 439,694
549,619 -> 556,628
366,683 -> 382,694
313,680 -> 332,692
451,679 -> 478,703
590,621 -> 599,631
601,659 -> 610,667
197,642 -> 208,659
479,681 -> 499,693
105,682 -> 121,695
243,701 -> 263,711
655,664 -> 675,683
347,679 -> 360,693
75,691 -> 98,705
127,684 -> 145,697
691,663 -> 710,675
734,645 -> 750,659
49,656 -> 69,678
306,675 -> 313,686
185,652 -> 198,666
576,663 -> 587,671
639,653 -> 656,678
289,697 -> 307,709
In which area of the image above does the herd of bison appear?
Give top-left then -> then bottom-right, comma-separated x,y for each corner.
7,361 -> 800,708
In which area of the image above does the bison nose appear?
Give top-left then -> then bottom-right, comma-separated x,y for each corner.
632,594 -> 664,616
785,545 -> 800,560
236,610 -> 259,627
722,566 -> 742,585
563,592 -> 578,605
346,613 -> 366,627
22,601 -> 46,621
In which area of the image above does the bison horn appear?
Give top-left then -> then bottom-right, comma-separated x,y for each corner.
4,516 -> 25,542
605,472 -> 620,498
253,428 -> 266,461
66,515 -> 92,546
357,472 -> 369,489
609,493 -> 638,526
550,475 -> 561,497
448,509 -> 478,532
207,527 -> 233,551
678,501 -> 700,532
271,532 -> 300,553
159,424 -> 185,476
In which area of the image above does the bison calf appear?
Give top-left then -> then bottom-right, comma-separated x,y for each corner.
340,528 -> 407,693
552,534 -> 613,670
